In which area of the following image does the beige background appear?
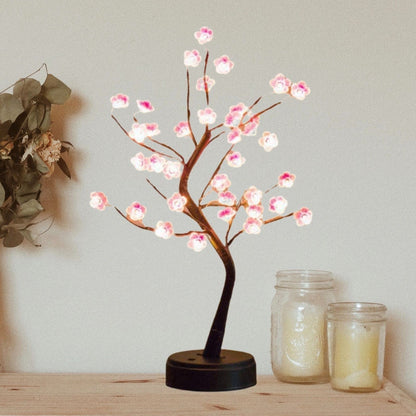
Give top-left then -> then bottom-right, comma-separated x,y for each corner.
1,0 -> 415,399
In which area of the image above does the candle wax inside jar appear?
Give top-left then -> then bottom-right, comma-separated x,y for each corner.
332,322 -> 380,390
280,303 -> 325,377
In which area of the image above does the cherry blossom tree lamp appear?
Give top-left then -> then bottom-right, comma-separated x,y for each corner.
91,27 -> 312,391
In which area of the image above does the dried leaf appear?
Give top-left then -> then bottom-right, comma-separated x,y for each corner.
41,74 -> 71,105
0,182 -> 5,205
57,157 -> 71,179
0,93 -> 24,123
3,227 -> 24,247
17,199 -> 43,218
13,78 -> 41,108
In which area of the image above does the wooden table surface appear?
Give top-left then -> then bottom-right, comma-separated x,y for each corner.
0,374 -> 415,416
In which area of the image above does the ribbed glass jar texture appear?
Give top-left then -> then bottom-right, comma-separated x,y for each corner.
327,302 -> 387,392
271,270 -> 335,383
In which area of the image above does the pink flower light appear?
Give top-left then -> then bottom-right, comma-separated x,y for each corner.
226,151 -> 246,168
294,207 -> 313,226
278,172 -> 296,188
269,196 -> 288,214
214,55 -> 234,74
246,205 -> 264,219
290,81 -> 310,101
243,186 -> 263,206
154,221 -> 174,239
194,26 -> 213,45
227,128 -> 242,144
243,218 -> 262,235
210,173 -> 231,192
163,161 -> 183,180
89,192 -> 108,211
184,50 -> 201,67
110,94 -> 129,109
259,131 -> 278,152
197,107 -> 217,124
196,76 -> 216,92
269,74 -> 291,94
126,202 -> 147,221
241,116 -> 259,136
129,123 -> 160,143
149,153 -> 166,173
130,152 -> 147,171
217,207 -> 236,222
136,100 -> 154,113
187,232 -> 208,252
167,192 -> 187,212
173,121 -> 191,137
218,191 -> 237,206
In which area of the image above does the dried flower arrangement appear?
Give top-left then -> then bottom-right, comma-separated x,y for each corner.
0,65 -> 72,247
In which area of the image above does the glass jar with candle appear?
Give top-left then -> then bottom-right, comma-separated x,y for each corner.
271,270 -> 335,383
327,302 -> 387,392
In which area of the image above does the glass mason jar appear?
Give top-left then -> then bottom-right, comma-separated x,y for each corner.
271,270 -> 335,383
327,302 -> 387,392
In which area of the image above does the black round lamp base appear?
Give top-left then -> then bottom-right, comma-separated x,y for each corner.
166,349 -> 256,391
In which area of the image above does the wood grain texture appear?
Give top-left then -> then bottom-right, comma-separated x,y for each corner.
0,374 -> 415,416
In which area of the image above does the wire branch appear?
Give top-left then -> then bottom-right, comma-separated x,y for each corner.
111,114 -> 176,160
204,51 -> 210,106
146,178 -> 167,200
148,137 -> 185,163
186,69 -> 198,147
199,144 -> 234,204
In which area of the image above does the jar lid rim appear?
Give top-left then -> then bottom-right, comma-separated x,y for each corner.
327,302 -> 387,313
275,269 -> 334,289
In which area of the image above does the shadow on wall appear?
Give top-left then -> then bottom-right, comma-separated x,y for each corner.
35,93 -> 84,251
0,251 -> 19,371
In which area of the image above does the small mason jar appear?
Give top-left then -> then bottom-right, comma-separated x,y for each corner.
271,270 -> 335,383
327,302 -> 387,392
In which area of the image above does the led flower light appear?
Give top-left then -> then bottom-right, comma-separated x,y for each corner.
241,118 -> 259,136
89,192 -> 108,211
126,202 -> 147,221
243,186 -> 263,206
197,107 -> 217,124
290,81 -> 311,101
136,100 -> 154,113
149,153 -> 166,173
224,103 -> 247,128
167,192 -> 187,212
130,152 -> 147,171
227,128 -> 242,144
214,55 -> 234,74
269,196 -> 288,214
245,205 -> 264,219
110,93 -> 129,109
218,191 -> 237,206
278,172 -> 296,188
226,151 -> 246,168
174,121 -> 191,137
259,131 -> 278,152
187,232 -> 208,252
184,50 -> 201,67
196,75 -> 216,92
269,74 -> 291,94
217,207 -> 236,222
243,218 -> 262,234
210,174 -> 231,192
129,122 -> 160,143
163,160 -> 183,180
154,221 -> 174,239
194,26 -> 213,45
294,207 -> 313,226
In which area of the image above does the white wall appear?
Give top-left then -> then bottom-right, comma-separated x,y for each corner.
1,0 -> 415,399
